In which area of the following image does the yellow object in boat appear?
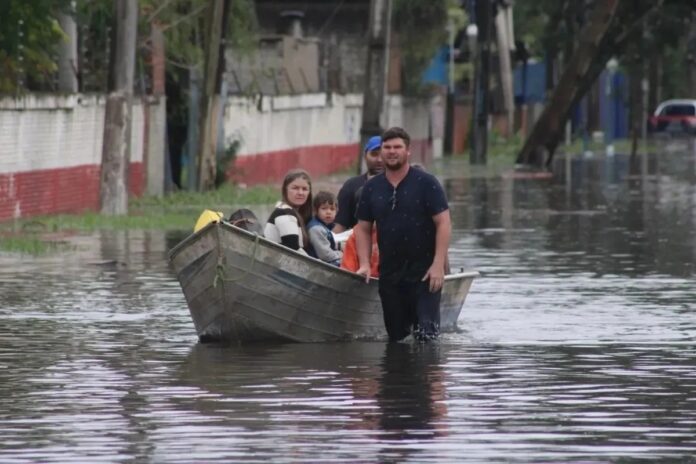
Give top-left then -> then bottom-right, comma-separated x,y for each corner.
194,210 -> 224,233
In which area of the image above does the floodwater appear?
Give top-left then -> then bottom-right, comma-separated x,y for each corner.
2,139 -> 696,463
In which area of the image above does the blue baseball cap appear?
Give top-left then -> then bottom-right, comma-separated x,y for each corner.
363,136 -> 381,153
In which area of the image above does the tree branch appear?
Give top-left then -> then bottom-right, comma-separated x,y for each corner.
161,4 -> 207,33
613,0 -> 665,45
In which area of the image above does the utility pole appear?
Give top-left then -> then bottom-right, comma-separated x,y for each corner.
57,1 -> 78,93
197,0 -> 228,191
494,2 -> 514,136
100,0 -> 137,215
357,0 -> 392,174
470,0 -> 493,165
150,20 -> 166,97
444,18 -> 456,155
688,10 -> 696,98
146,17 -> 166,197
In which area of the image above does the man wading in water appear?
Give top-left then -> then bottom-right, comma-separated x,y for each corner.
354,127 -> 451,342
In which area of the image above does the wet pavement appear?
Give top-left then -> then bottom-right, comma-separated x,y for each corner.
2,139 -> 696,462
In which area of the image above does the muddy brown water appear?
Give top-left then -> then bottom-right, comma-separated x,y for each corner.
2,142 -> 696,462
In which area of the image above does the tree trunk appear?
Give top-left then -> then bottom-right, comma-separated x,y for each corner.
626,22 -> 645,159
515,0 -> 663,167
150,21 -> 166,96
516,0 -> 620,167
587,77 -> 600,132
542,0 -> 566,99
648,49 -> 661,115
686,11 -> 696,97
470,0 -> 493,165
628,62 -> 643,158
495,5 -> 514,136
145,20 -> 167,197
57,11 -> 78,93
100,0 -> 137,215
358,0 -> 392,174
197,0 -> 227,191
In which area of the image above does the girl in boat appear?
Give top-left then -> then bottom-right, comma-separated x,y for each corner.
264,169 -> 314,255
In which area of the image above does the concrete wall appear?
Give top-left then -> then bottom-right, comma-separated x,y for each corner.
0,95 -> 165,221
0,91 -> 437,220
224,93 -> 439,185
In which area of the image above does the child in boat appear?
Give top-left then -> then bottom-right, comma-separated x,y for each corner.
307,191 -> 343,266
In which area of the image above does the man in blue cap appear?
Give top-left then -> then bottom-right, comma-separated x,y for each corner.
333,135 -> 384,233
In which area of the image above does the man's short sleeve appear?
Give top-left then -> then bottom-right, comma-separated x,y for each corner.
423,174 -> 449,216
335,176 -> 363,229
356,183 -> 374,222
335,185 -> 355,228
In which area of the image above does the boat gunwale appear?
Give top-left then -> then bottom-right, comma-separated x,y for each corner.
168,221 -> 480,282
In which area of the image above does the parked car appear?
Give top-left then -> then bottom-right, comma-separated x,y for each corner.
648,99 -> 696,135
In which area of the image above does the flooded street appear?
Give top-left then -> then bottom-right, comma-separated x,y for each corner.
2,142 -> 696,462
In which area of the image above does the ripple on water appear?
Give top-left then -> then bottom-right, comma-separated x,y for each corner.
4,150 -> 696,461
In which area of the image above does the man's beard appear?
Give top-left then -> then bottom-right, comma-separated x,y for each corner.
367,165 -> 384,176
384,159 -> 405,171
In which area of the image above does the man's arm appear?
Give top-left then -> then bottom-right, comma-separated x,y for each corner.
334,180 -> 356,233
354,219 -> 373,283
308,227 -> 342,263
422,210 -> 451,292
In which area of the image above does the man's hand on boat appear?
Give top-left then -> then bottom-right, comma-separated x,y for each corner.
422,262 -> 445,292
355,264 -> 371,283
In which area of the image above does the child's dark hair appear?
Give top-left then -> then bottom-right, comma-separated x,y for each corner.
313,190 -> 337,210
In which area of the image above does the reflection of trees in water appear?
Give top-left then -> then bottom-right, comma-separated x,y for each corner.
544,151 -> 696,277
446,147 -> 696,277
0,230 -> 185,461
458,344 -> 696,453
445,177 -> 504,250
175,342 -> 450,462
376,343 -> 448,462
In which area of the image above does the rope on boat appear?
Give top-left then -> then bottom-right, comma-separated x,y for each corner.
213,233 -> 261,288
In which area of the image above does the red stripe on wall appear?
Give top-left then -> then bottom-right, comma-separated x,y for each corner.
0,163 -> 144,221
129,162 -> 145,198
229,144 -> 360,185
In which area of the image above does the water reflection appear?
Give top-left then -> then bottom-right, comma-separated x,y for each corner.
376,343 -> 447,463
3,140 -> 696,461
445,145 -> 696,279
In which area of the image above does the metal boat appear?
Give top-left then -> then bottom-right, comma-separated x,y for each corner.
169,221 -> 478,343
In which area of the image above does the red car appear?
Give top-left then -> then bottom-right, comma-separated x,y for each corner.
648,99 -> 696,135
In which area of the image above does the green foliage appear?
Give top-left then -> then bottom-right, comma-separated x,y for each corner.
132,183 -> 278,209
73,0 -> 112,92
447,0 -> 468,31
393,0 -> 449,96
141,0 -> 258,74
143,0 -> 205,71
215,139 -> 241,188
0,236 -> 66,255
0,0 -> 70,93
514,0 -> 696,69
0,182 -> 279,254
0,0 -> 259,93
513,0 -> 560,60
227,0 -> 258,54
647,0 -> 696,98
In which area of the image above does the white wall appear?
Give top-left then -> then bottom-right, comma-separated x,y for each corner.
0,95 -> 151,175
223,93 -> 438,157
